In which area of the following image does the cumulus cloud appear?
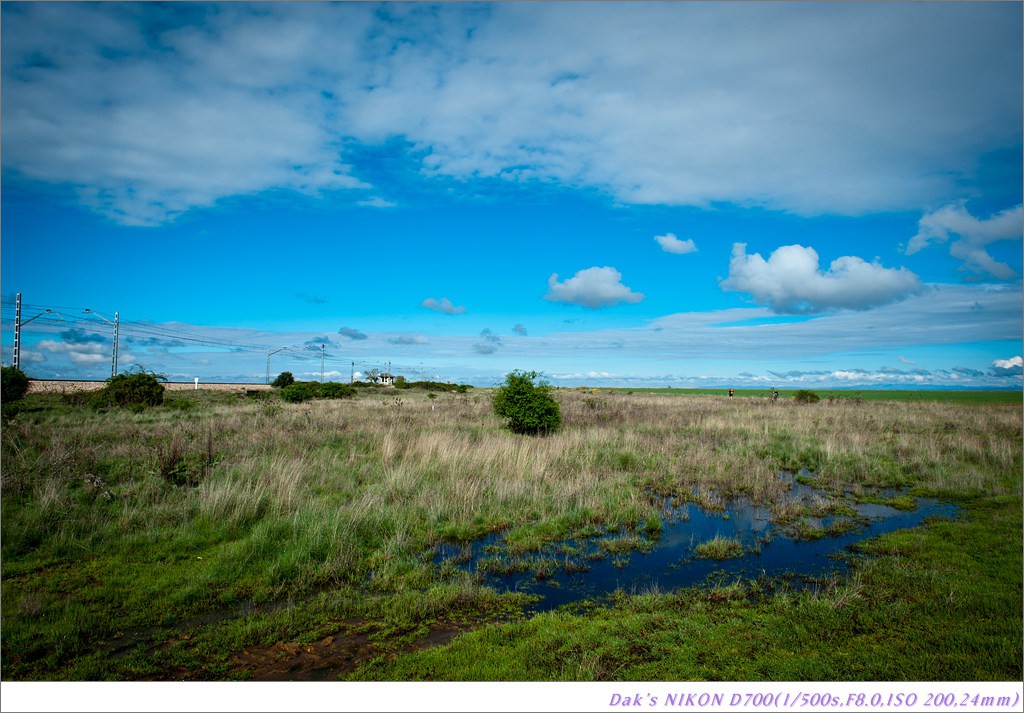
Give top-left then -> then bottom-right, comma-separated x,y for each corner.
991,355 -> 1023,375
421,297 -> 466,315
906,202 -> 1022,279
337,327 -> 368,340
545,267 -> 644,309
720,243 -> 923,314
654,233 -> 697,255
3,3 -> 1019,224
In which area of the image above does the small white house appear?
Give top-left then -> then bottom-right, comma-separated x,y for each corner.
375,372 -> 395,386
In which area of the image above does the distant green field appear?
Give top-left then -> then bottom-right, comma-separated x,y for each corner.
593,387 -> 1022,405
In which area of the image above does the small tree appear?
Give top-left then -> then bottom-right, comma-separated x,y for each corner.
1,366 -> 30,402
272,371 -> 295,388
492,370 -> 561,436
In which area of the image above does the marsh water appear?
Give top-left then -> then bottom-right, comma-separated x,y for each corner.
434,473 -> 960,612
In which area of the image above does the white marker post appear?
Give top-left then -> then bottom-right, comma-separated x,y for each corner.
194,377 -> 199,390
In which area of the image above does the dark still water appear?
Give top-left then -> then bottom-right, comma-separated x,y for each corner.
434,478 -> 960,612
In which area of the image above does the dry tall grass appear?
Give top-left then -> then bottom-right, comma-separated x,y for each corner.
3,389 -> 1020,589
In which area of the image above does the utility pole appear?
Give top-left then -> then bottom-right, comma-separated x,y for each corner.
83,308 -> 118,378
351,361 -> 355,384
13,294 -> 65,371
13,293 -> 21,370
321,343 -> 325,383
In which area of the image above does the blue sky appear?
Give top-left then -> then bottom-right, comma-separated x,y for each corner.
2,1 -> 1022,389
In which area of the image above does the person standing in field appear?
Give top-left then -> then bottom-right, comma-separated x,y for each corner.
728,388 -> 734,398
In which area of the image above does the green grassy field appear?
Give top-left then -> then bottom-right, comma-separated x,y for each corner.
1,385 -> 1020,681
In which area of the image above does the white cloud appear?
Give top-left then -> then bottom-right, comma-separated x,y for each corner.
991,356 -> 1023,375
2,3 -> 368,226
35,338 -> 109,365
906,203 -> 1022,279
720,243 -> 923,314
421,297 -> 466,315
545,267 -> 645,309
3,3 -> 1019,224
655,233 -> 697,255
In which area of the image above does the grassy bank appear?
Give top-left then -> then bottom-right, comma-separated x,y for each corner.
1,387 -> 1020,680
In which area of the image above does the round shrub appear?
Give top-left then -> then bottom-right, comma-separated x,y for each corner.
1,367 -> 30,402
92,369 -> 165,409
492,370 -> 561,436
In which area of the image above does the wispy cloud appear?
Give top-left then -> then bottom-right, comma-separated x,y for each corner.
545,267 -> 644,309
512,324 -> 528,336
654,233 -> 697,255
296,292 -> 328,305
906,202 -> 1022,279
421,297 -> 466,315
388,334 -> 428,345
720,243 -> 923,314
356,196 -> 397,208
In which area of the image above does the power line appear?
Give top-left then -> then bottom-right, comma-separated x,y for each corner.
2,295 -> 449,382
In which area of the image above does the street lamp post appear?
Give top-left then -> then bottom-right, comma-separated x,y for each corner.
266,347 -> 292,385
83,308 -> 119,378
12,293 -> 63,371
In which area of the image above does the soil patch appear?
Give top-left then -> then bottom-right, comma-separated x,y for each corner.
230,620 -> 469,681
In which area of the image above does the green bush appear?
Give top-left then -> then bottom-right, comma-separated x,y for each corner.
492,370 -> 561,436
316,382 -> 355,399
91,369 -> 165,409
271,371 -> 295,388
793,389 -> 821,404
1,367 -> 30,402
279,381 -> 355,402
395,379 -> 472,393
280,383 -> 314,403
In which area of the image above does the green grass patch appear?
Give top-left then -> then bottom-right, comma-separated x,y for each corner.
693,535 -> 745,559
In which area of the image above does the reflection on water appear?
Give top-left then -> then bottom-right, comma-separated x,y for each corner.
434,473 -> 960,612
